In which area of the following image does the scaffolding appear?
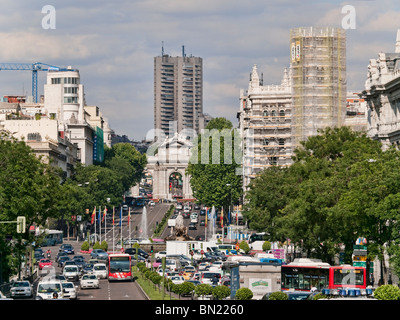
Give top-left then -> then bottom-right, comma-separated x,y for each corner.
290,26 -> 347,148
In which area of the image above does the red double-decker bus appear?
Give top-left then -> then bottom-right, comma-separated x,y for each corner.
281,259 -> 366,292
108,254 -> 132,281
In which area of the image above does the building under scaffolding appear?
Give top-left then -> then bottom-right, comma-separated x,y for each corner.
290,26 -> 347,148
238,27 -> 348,191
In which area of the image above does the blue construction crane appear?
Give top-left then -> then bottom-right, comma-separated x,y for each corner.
0,62 -> 73,103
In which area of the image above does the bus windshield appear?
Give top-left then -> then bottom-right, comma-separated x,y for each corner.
332,268 -> 365,286
38,283 -> 61,293
109,256 -> 130,273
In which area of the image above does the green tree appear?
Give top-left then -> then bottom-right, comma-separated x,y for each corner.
0,133 -> 62,279
373,285 -> 400,300
187,118 -> 242,218
235,287 -> 253,300
212,285 -> 230,300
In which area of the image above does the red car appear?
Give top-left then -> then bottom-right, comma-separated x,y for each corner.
38,259 -> 52,270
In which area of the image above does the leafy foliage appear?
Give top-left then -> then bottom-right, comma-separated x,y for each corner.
235,287 -> 253,300
373,285 -> 400,300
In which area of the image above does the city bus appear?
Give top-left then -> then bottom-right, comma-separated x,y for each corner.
281,258 -> 366,292
108,254 -> 132,281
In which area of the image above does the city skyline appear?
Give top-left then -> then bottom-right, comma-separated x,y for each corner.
0,0 -> 399,140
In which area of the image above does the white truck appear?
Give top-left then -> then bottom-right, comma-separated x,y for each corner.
168,218 -> 176,228
166,240 -> 198,257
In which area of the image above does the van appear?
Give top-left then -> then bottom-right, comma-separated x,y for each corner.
217,244 -> 235,254
93,263 -> 108,279
63,265 -> 80,281
200,272 -> 221,285
36,280 -> 64,300
165,259 -> 181,271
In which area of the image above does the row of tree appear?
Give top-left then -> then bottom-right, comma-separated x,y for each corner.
0,132 -> 146,281
243,126 -> 400,280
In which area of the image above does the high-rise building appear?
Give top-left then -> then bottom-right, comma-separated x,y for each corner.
154,49 -> 203,139
44,69 -> 95,164
290,26 -> 347,148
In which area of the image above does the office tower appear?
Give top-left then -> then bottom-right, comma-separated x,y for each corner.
290,26 -> 347,148
154,48 -> 203,139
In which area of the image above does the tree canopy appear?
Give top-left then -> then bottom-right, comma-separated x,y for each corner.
186,117 -> 242,213
244,126 -> 400,274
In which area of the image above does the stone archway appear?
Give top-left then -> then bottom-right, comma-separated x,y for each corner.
145,133 -> 194,200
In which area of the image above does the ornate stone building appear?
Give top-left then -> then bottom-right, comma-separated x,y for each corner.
146,132 -> 193,200
361,30 -> 400,150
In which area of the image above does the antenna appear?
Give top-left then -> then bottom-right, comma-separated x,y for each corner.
162,41 -> 164,56
182,45 -> 185,57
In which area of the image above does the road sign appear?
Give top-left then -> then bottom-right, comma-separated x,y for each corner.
16,216 -> 26,233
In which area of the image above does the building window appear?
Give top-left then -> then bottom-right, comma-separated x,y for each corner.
279,138 -> 285,146
280,110 -> 285,117
64,87 -> 78,94
51,78 -> 61,84
64,96 -> 78,103
263,110 -> 269,117
263,138 -> 269,145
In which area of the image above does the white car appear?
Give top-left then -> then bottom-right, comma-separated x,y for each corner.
210,261 -> 223,269
149,201 -> 155,206
93,263 -> 108,279
155,251 -> 167,259
170,276 -> 185,285
62,282 -> 78,300
10,281 -> 33,298
80,274 -> 99,289
63,265 -> 80,281
36,280 -> 64,300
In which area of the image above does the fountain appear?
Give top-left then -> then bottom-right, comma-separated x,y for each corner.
139,206 -> 150,243
208,206 -> 216,240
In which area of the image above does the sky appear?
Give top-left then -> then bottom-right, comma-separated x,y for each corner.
0,0 -> 400,140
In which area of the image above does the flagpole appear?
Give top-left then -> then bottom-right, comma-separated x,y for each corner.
99,206 -> 102,243
94,206 -> 97,243
128,207 -> 131,246
104,207 -> 107,245
112,206 -> 115,253
120,207 -> 123,250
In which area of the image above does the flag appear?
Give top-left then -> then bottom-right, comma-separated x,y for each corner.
102,207 -> 107,223
205,207 -> 208,227
221,207 -> 224,228
91,207 -> 96,224
228,207 -> 231,225
98,207 -> 101,226
128,207 -> 130,225
119,207 -> 122,227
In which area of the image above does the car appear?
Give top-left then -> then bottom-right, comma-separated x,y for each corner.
63,260 -> 78,270
63,265 -> 81,281
182,271 -> 194,280
38,259 -> 52,270
195,235 -> 205,241
59,244 -> 75,254
123,239 -> 139,246
58,256 -> 71,268
80,274 -> 100,289
261,291 -> 314,300
194,204 -> 201,210
210,261 -> 223,269
221,279 -> 230,288
198,262 -> 210,271
200,209 -> 206,216
189,223 -> 197,230
92,263 -> 108,279
170,275 -> 185,285
36,280 -> 64,300
182,212 -> 190,219
124,247 -> 149,258
10,281 -> 33,298
90,249 -> 108,260
190,213 -> 198,219
55,251 -> 68,262
200,272 -> 221,285
155,251 -> 167,259
82,263 -> 94,274
176,204 -> 183,210
72,257 -> 85,269
62,282 -> 78,300
149,201 -> 155,206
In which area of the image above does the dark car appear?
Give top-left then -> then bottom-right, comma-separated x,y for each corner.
59,244 -> 75,254
183,212 -> 190,219
195,235 -> 205,241
189,223 -> 197,230
200,209 -> 206,216
73,257 -> 86,269
58,256 -> 71,267
261,291 -> 313,300
82,263 -> 94,274
124,248 -> 149,259
200,220 -> 205,226
55,251 -> 68,262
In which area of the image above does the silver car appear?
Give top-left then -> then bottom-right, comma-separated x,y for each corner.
10,281 -> 33,298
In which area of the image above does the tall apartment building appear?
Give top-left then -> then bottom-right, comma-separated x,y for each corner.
290,26 -> 347,148
154,50 -> 203,139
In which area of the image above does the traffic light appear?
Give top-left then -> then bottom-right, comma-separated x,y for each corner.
150,245 -> 154,254
223,226 -> 228,236
16,216 -> 26,234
